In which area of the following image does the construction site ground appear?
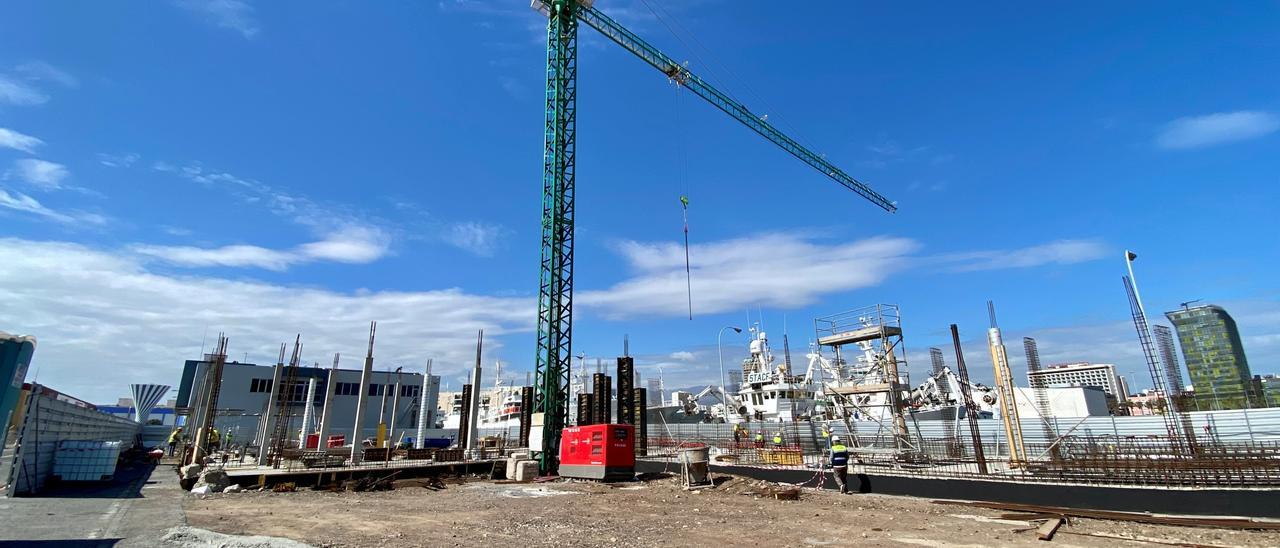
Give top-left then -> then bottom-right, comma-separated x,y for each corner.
183,472 -> 1280,548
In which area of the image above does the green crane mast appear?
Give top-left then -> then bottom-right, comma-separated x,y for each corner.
531,0 -> 896,473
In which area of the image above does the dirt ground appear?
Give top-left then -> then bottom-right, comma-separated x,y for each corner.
184,473 -> 1280,548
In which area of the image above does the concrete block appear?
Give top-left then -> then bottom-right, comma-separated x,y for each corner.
515,459 -> 538,482
505,456 -> 518,480
195,468 -> 230,493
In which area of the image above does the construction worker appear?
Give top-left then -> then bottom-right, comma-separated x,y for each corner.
732,424 -> 743,444
820,425 -> 833,449
167,427 -> 183,456
753,430 -> 765,448
830,435 -> 850,494
208,427 -> 221,453
772,431 -> 784,448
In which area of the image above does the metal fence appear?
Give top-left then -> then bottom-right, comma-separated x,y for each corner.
644,408 -> 1280,488
2,387 -> 140,495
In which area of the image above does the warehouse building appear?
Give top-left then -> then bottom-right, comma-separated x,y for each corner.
176,359 -> 440,448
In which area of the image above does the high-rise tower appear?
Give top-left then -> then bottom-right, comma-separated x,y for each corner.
1166,304 -> 1257,409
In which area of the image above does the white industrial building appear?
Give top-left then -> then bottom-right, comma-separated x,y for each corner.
1027,362 -> 1122,397
1013,386 -> 1110,419
176,359 -> 441,448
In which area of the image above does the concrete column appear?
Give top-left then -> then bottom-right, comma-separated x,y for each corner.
297,377 -> 317,448
350,322 -> 376,463
315,353 -> 340,448
256,347 -> 286,466
388,369 -> 402,447
415,359 -> 434,449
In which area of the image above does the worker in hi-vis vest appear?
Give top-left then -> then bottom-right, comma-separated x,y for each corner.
754,431 -> 765,448
830,435 -> 850,494
772,432 -> 783,447
167,427 -> 184,456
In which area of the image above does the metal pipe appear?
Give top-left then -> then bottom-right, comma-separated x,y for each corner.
717,326 -> 742,404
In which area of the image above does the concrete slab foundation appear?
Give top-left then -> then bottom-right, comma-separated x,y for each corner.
636,459 -> 1280,519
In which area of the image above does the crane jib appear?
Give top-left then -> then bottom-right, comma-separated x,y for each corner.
575,4 -> 897,213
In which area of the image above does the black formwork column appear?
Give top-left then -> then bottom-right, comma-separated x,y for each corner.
577,393 -> 594,426
519,386 -> 534,448
602,375 -> 612,424
591,373 -> 605,424
633,388 -> 647,456
616,357 -> 634,425
458,384 -> 473,449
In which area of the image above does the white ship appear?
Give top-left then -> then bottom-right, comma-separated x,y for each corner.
906,366 -> 998,420
439,361 -> 526,430
722,327 -> 818,424
648,388 -> 713,424
477,362 -> 523,429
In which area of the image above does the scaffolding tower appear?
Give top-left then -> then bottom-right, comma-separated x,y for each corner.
814,304 -> 918,455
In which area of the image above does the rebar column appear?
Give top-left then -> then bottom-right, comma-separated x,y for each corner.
256,344 -> 286,466
349,322 -> 376,463
951,324 -> 988,474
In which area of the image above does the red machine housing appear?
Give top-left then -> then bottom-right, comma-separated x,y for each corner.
559,424 -> 635,481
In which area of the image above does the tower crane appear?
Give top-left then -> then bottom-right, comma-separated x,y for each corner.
531,0 -> 897,472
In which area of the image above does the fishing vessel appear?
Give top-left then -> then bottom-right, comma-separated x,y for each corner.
722,327 -> 818,424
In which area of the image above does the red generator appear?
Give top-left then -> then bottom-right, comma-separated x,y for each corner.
559,424 -> 635,481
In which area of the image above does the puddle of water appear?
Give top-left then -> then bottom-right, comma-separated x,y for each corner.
501,486 -> 574,498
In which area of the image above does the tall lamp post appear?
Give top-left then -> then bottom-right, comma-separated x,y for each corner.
717,326 -> 743,400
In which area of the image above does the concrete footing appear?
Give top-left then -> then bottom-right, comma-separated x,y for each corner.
514,460 -> 538,482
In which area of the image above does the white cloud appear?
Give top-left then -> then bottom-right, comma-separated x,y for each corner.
0,76 -> 48,106
175,0 -> 261,38
444,221 -> 506,257
131,243 -> 298,271
580,233 -> 919,319
1156,111 -> 1280,149
0,238 -> 535,402
131,225 -> 391,271
0,189 -> 106,226
11,159 -> 70,190
14,61 -> 79,88
0,127 -> 44,154
97,153 -> 140,168
669,351 -> 696,362
296,225 -> 391,264
940,239 -> 1109,272
580,234 -> 1111,320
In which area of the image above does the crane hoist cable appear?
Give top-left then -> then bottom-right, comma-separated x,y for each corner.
675,82 -> 693,321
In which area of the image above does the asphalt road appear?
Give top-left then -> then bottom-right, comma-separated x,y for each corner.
0,458 -> 186,547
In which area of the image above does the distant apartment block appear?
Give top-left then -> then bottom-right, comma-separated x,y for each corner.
1027,362 -> 1121,398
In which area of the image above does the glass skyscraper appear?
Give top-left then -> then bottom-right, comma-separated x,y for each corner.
1165,304 -> 1257,410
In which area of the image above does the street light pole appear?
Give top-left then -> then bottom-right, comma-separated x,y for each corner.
717,326 -> 743,401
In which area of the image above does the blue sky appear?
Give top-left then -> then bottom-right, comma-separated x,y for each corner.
1,1 -> 1277,403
